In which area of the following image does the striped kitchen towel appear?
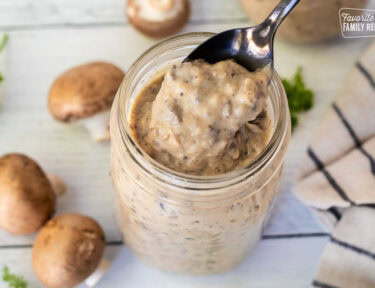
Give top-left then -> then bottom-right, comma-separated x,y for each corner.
295,40 -> 375,288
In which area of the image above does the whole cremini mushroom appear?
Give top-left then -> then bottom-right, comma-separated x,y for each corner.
0,153 -> 65,235
127,0 -> 190,38
32,213 -> 107,288
48,62 -> 125,142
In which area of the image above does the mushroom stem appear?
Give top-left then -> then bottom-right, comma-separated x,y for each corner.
85,259 -> 110,287
47,174 -> 67,196
78,110 -> 110,142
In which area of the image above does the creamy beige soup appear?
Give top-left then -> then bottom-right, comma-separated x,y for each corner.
130,60 -> 271,175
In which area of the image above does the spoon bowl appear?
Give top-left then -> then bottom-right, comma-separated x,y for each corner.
184,0 -> 300,80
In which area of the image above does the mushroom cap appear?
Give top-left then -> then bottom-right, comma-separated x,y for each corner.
32,213 -> 106,288
48,62 -> 125,122
0,153 -> 56,235
127,0 -> 190,38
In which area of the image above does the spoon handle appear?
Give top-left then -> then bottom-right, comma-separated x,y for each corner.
266,0 -> 300,31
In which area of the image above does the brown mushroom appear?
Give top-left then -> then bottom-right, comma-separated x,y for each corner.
48,62 -> 125,142
0,153 -> 65,235
238,0 -> 369,44
127,0 -> 190,38
32,213 -> 107,288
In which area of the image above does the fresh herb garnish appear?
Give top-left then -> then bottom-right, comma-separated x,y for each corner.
282,67 -> 314,130
0,34 -> 8,83
0,34 -> 8,53
2,267 -> 28,288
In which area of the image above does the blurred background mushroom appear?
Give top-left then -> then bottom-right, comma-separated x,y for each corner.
48,62 -> 125,142
126,0 -> 190,38
0,153 -> 65,235
32,213 -> 107,288
238,0 -> 369,44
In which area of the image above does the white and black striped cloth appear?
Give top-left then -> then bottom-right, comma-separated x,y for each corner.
296,40 -> 375,288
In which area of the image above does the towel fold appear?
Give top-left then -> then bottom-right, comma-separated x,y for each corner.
295,40 -> 375,288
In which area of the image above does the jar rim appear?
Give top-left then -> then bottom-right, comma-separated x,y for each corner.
116,32 -> 290,191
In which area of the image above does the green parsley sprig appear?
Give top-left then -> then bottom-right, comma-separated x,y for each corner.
0,34 -> 8,83
0,34 -> 8,52
2,267 -> 28,288
281,67 -> 314,130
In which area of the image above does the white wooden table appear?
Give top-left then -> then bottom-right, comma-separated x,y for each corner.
0,1 -> 374,287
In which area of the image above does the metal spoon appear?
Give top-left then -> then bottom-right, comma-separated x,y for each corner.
184,0 -> 300,79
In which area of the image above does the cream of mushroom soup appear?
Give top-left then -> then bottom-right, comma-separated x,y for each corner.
130,60 -> 272,175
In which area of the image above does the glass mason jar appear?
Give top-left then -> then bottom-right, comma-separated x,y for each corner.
239,0 -> 369,44
110,33 -> 291,274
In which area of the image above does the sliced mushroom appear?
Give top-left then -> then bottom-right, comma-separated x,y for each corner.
0,153 -> 64,235
127,0 -> 190,38
48,62 -> 125,142
32,213 -> 107,288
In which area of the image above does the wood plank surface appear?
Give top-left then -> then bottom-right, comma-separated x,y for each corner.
0,0 -> 246,29
0,0 -> 374,287
0,237 -> 328,288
